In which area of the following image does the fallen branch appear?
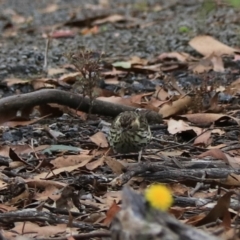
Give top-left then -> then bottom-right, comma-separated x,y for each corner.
111,162 -> 240,186
0,209 -> 96,230
0,89 -> 162,123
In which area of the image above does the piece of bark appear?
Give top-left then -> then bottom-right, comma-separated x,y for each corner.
111,162 -> 240,186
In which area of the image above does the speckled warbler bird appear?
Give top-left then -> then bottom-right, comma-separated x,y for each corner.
107,110 -> 152,162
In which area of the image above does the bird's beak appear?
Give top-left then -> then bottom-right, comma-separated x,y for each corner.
122,127 -> 127,132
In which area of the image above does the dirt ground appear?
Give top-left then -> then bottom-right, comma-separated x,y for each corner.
1,0 -> 240,239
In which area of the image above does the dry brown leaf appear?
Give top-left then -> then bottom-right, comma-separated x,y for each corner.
81,26 -> 99,35
159,96 -> 192,118
100,191 -> 122,206
104,77 -> 120,85
180,113 -> 240,126
195,192 -> 235,226
129,56 -> 148,65
189,58 -> 213,74
158,52 -> 196,63
193,130 -> 212,146
3,78 -> 29,86
86,156 -> 105,170
34,185 -> 59,201
193,190 -> 218,199
90,131 -> 109,148
0,144 -> 37,157
168,183 -> 188,196
93,14 -> 125,25
207,143 -> 226,149
101,69 -> 126,77
2,114 -> 51,127
0,203 -> 17,212
50,30 -> 76,38
102,201 -> 120,227
222,173 -> 240,186
12,222 -> 67,236
39,3 -> 59,13
189,35 -> 237,56
167,119 -> 203,136
224,153 -> 240,169
152,86 -> 169,101
48,68 -> 67,76
33,161 -> 92,180
210,53 -> 225,72
104,156 -> 125,175
147,98 -> 164,108
97,96 -> 140,108
168,206 -> 185,219
161,151 -> 183,157
185,213 -> 206,225
197,149 -> 228,163
51,155 -> 93,168
8,189 -> 29,205
31,78 -> 56,90
59,72 -> 81,83
26,179 -> 67,189
130,92 -> 153,105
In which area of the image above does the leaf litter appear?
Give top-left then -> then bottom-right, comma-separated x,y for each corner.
1,0 -> 240,240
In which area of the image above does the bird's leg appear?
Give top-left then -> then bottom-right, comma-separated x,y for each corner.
138,149 -> 143,163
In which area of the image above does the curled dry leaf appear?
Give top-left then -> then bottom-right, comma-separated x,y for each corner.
159,96 -> 192,118
180,113 -> 240,127
197,149 -> 228,163
167,119 -> 203,136
189,53 -> 225,73
189,35 -> 238,56
193,130 -> 212,146
130,92 -> 153,105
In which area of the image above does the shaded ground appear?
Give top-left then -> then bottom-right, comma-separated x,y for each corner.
1,0 -> 240,239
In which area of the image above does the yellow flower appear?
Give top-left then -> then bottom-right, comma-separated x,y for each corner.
144,184 -> 173,211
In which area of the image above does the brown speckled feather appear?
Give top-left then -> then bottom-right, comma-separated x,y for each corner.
108,111 -> 151,154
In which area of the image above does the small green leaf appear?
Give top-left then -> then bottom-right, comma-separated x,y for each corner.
41,145 -> 82,154
112,61 -> 131,69
179,26 -> 191,33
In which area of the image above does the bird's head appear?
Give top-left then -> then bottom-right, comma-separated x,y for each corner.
115,112 -> 140,132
